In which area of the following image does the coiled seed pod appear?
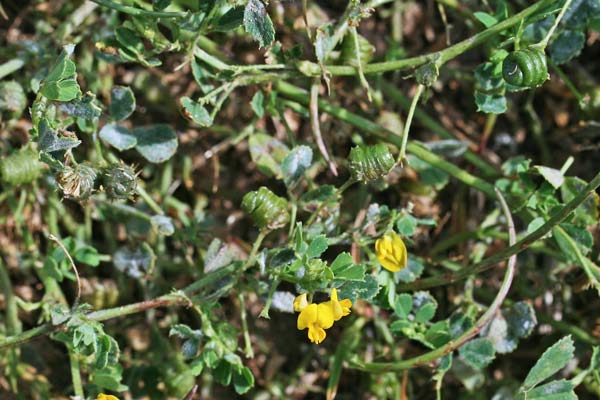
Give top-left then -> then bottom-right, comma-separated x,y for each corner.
0,148 -> 43,186
502,47 -> 548,88
348,144 -> 395,183
57,163 -> 97,200
242,187 -> 289,230
103,164 -> 138,200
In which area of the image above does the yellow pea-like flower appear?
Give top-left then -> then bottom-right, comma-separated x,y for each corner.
97,394 -> 120,400
297,303 -> 335,344
375,231 -> 408,272
293,293 -> 309,312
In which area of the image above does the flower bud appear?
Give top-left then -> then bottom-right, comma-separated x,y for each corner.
57,163 -> 97,200
348,144 -> 394,183
241,187 -> 289,230
103,164 -> 137,200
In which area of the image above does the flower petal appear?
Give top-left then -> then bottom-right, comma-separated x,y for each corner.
297,303 -> 318,330
294,293 -> 309,312
308,325 -> 327,344
317,303 -> 334,329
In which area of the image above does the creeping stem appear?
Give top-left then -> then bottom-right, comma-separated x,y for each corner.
349,188 -> 517,372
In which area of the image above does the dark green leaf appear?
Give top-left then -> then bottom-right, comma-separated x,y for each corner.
110,86 -> 136,121
113,243 -> 156,278
459,338 -> 496,369
213,360 -> 232,385
520,380 -> 576,400
181,96 -> 213,127
415,302 -> 436,323
248,133 -> 288,177
505,301 -> 537,339
133,124 -> 178,163
474,11 -> 498,27
331,252 -> 365,281
243,0 -> 275,48
38,119 -> 81,153
250,90 -> 265,118
396,256 -> 424,283
59,93 -> 102,119
549,30 -> 586,64
561,177 -> 599,226
74,245 -> 100,266
306,235 -> 328,258
425,321 -> 451,348
99,124 -> 137,151
216,7 -> 245,32
233,366 -> 254,394
523,336 -> 575,390
396,214 -> 417,236
338,275 -> 379,303
394,293 -> 413,319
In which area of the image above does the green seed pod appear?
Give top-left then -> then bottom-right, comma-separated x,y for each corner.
348,144 -> 395,183
502,47 -> 548,88
0,148 -> 43,186
103,164 -> 138,200
339,33 -> 375,67
57,163 -> 97,200
241,187 -> 289,230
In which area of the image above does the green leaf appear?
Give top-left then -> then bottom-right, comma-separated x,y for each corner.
553,225 -> 592,262
306,235 -> 328,258
243,0 -> 275,48
425,321 -> 451,348
535,166 -> 564,189
74,245 -> 100,267
169,324 -> 197,339
527,217 -> 546,235
282,145 -> 312,185
474,62 -> 507,114
561,177 -> 599,226
414,302 -> 436,323
216,6 -> 245,32
519,380 -> 577,400
248,133 -> 289,178
505,301 -> 537,339
110,86 -> 136,121
300,185 -> 337,205
0,81 -> 27,117
331,252 -> 365,281
523,336 -> 575,390
38,119 -> 81,153
250,90 -> 265,118
549,30 -> 586,64
396,256 -> 424,283
233,366 -> 255,394
99,124 -> 137,151
133,124 -> 178,163
459,338 -> 496,369
396,214 -> 417,236
91,365 -> 128,392
475,92 -> 507,114
338,275 -> 379,303
181,96 -> 213,127
60,93 -> 102,119
474,11 -> 498,27
394,293 -> 413,319
41,45 -> 81,102
482,312 -> 518,354
213,359 -> 232,385
150,215 -> 175,236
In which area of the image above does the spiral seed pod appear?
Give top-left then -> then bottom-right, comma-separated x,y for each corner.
241,187 -> 289,230
103,164 -> 138,200
57,163 -> 97,200
0,148 -> 43,186
502,47 -> 548,88
348,144 -> 395,183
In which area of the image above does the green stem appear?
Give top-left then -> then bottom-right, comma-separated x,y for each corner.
539,0 -> 572,49
381,83 -> 498,177
238,292 -> 254,358
259,279 -> 280,319
297,0 -> 555,76
0,257 -> 21,335
349,188 -> 517,372
549,59 -> 586,106
397,171 -> 600,291
398,84 -> 424,164
68,350 -> 84,398
136,185 -> 164,215
91,0 -> 186,18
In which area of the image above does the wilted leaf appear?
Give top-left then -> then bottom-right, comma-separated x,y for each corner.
244,0 -> 275,48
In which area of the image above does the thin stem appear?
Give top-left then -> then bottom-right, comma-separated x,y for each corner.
259,278 -> 280,319
68,350 -> 84,398
310,78 -> 338,176
91,0 -> 186,18
351,26 -> 372,101
136,185 -> 164,215
398,84 -> 424,164
0,257 -> 22,335
243,230 -> 269,272
48,234 -> 81,303
349,188 -> 517,372
397,171 -> 600,291
549,59 -> 586,106
539,0 -> 572,49
238,293 -> 254,358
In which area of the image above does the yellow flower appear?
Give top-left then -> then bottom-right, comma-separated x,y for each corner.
97,394 -> 119,400
323,288 -> 352,321
293,293 -> 309,312
297,303 -> 334,344
375,231 -> 408,272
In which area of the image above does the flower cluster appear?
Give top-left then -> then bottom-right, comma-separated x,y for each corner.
97,394 -> 119,400
375,231 -> 408,272
294,289 -> 352,344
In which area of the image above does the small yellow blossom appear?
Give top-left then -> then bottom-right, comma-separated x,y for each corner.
97,394 -> 120,400
294,288 -> 353,344
293,293 -> 309,312
375,231 -> 408,272
323,288 -> 352,321
297,303 -> 334,344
